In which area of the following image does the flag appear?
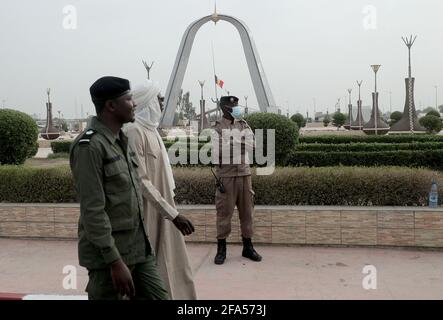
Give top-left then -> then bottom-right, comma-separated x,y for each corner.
215,75 -> 224,89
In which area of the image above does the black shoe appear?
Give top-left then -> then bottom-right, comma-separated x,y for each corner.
242,237 -> 262,262
214,239 -> 226,265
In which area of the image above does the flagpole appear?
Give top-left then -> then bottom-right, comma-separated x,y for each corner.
211,41 -> 219,104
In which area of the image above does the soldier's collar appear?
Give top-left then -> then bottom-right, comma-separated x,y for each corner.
89,116 -> 121,145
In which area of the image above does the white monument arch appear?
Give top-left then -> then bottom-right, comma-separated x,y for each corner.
160,12 -> 277,127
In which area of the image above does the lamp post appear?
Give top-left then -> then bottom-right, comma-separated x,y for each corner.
435,85 -> 438,110
1,99 -> 6,109
371,64 -> 381,134
198,80 -> 206,133
355,80 -> 363,130
58,110 -> 61,132
244,96 -> 248,115
388,91 -> 392,114
347,88 -> 352,129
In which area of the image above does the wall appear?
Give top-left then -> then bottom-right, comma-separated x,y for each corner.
1,204 -> 442,248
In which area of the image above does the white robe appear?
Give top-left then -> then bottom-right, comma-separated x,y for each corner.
124,122 -> 197,300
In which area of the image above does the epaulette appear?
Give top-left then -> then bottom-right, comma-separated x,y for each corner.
78,129 -> 97,145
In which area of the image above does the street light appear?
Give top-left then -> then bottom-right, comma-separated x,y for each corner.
435,85 -> 438,110
371,65 -> 381,134
198,80 -> 206,132
58,110 -> 61,132
386,91 -> 392,114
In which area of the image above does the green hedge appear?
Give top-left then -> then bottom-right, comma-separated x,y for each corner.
173,166 -> 443,206
51,141 -> 72,154
0,165 -> 76,202
288,150 -> 443,170
1,166 -> 441,206
299,134 -> 443,144
295,142 -> 443,152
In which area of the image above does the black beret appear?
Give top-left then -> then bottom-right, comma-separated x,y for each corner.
220,96 -> 239,106
90,76 -> 130,102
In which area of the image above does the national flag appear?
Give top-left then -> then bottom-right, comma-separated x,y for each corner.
215,75 -> 224,89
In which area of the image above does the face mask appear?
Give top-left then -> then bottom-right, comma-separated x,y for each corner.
230,106 -> 244,119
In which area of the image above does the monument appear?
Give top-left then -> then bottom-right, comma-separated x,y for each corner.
363,65 -> 390,135
40,88 -> 60,140
344,89 -> 353,130
160,7 -> 276,127
351,81 -> 365,130
390,35 -> 425,133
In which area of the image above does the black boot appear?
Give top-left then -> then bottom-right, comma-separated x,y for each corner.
214,239 -> 226,265
242,237 -> 262,262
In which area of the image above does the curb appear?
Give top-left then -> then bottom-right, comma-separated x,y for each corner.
0,293 -> 87,300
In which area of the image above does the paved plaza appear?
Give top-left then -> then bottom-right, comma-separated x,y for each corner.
1,238 -> 442,299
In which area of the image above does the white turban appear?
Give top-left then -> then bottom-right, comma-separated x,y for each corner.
132,81 -> 162,130
130,81 -> 176,191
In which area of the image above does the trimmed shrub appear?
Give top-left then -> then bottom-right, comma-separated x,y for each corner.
0,109 -> 39,165
323,115 -> 331,127
244,113 -> 299,165
295,142 -> 443,152
173,166 -> 443,206
299,134 -> 443,144
332,112 -> 347,129
47,153 -> 70,159
1,166 -> 441,206
426,110 -> 441,118
287,150 -> 443,170
390,111 -> 403,126
0,165 -> 76,202
51,141 -> 73,153
290,113 -> 306,128
419,115 -> 442,134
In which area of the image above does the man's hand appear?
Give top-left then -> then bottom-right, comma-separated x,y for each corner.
110,259 -> 135,298
172,214 -> 195,236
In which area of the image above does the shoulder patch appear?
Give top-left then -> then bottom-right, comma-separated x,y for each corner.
78,129 -> 97,145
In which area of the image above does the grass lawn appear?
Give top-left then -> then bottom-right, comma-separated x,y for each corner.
25,158 -> 69,168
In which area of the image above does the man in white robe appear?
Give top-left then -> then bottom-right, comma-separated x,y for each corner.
124,81 -> 197,300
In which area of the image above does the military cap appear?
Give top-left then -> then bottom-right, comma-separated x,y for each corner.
90,76 -> 130,102
220,95 -> 239,106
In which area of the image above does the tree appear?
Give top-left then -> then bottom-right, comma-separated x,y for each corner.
423,106 -> 436,114
179,91 -> 195,126
426,109 -> 441,118
323,115 -> 331,127
61,121 -> 69,132
332,112 -> 346,130
419,115 -> 442,134
290,113 -> 306,128
390,111 -> 403,126
438,105 -> 443,113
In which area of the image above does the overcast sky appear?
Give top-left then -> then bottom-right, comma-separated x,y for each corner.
1,0 -> 442,119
